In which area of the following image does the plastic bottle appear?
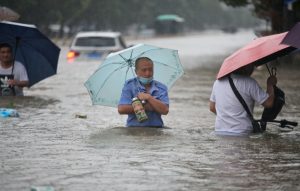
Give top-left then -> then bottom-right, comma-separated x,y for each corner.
132,97 -> 148,122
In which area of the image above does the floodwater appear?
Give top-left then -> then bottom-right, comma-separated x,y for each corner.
1,30 -> 300,191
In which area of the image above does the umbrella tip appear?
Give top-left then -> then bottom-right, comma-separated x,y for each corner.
127,59 -> 134,66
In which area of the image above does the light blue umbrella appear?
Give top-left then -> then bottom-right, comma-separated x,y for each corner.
84,43 -> 184,107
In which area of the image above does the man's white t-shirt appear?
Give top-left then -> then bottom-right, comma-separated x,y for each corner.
0,61 -> 29,96
210,74 -> 269,135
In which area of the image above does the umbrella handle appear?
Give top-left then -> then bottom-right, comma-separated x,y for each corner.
266,64 -> 271,76
265,64 -> 277,76
13,37 -> 21,59
11,37 -> 21,75
271,67 -> 277,76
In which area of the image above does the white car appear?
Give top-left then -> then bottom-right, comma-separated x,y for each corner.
67,31 -> 127,61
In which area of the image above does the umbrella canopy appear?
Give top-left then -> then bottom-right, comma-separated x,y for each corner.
0,6 -> 19,21
281,22 -> 300,48
156,14 -> 185,22
84,43 -> 184,107
217,32 -> 296,79
0,21 -> 60,87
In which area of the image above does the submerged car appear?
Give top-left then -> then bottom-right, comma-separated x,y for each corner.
67,31 -> 127,62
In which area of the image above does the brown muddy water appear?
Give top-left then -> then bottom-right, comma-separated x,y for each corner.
1,30 -> 300,191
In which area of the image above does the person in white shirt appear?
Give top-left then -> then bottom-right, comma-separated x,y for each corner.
209,64 -> 277,136
0,43 -> 29,96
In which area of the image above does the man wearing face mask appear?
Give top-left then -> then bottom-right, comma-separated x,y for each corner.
118,57 -> 169,127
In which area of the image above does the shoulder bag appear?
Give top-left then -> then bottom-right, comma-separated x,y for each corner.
228,75 -> 262,133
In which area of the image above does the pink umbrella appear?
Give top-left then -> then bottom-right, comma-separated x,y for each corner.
217,32 -> 295,79
0,6 -> 19,21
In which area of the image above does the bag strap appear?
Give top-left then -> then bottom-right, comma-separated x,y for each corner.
228,75 -> 254,121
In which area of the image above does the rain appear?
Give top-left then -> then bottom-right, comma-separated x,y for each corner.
1,1 -> 300,191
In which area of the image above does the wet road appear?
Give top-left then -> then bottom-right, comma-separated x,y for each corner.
1,30 -> 300,191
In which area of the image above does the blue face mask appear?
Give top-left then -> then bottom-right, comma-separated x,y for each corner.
138,76 -> 153,85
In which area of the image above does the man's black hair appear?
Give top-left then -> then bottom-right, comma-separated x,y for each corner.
0,43 -> 13,51
135,57 -> 153,70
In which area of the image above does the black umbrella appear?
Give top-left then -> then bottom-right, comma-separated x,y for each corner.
0,21 -> 60,87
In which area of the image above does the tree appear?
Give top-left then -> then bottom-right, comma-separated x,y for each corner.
1,0 -> 263,36
1,0 -> 90,36
219,0 -> 300,33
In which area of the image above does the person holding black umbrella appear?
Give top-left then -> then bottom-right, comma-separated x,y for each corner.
0,43 -> 29,96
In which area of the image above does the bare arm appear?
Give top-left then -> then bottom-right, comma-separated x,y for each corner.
138,92 -> 169,115
209,101 -> 216,114
8,79 -> 29,88
118,104 -> 134,115
262,75 -> 277,108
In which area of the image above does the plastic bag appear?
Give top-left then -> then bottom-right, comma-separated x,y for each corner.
0,108 -> 19,118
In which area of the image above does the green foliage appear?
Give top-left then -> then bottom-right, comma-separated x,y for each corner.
219,0 -> 248,7
1,0 -> 261,35
220,0 -> 300,33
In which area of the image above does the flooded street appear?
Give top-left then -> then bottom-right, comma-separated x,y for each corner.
1,30 -> 300,191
